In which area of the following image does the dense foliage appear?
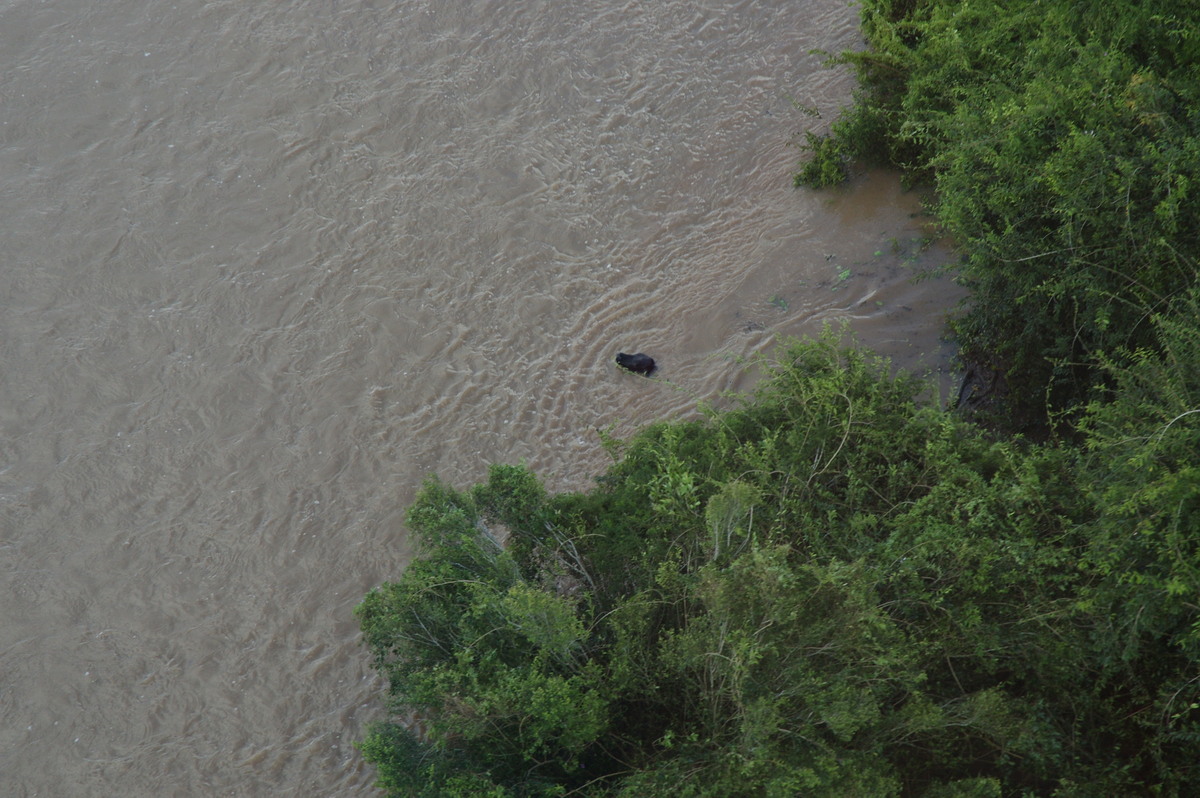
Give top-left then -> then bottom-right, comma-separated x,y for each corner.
355,2 -> 1199,794
797,0 -> 1200,429
356,332 -> 1199,796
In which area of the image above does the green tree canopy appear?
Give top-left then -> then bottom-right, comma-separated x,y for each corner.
357,334 -> 1199,795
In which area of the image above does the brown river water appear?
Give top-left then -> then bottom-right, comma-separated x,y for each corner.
0,0 -> 966,794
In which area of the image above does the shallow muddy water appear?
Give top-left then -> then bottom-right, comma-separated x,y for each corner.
0,0 -> 964,794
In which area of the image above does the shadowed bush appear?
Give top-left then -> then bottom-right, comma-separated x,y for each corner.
796,0 -> 1200,432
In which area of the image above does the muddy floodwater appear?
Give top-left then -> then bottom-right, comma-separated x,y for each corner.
0,0 -> 965,794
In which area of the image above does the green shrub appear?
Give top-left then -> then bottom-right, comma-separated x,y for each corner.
356,335 -> 1199,795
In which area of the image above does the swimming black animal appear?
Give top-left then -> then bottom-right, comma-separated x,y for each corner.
615,352 -> 656,375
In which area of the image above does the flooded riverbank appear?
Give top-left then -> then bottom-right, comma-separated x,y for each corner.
0,1 -> 962,793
